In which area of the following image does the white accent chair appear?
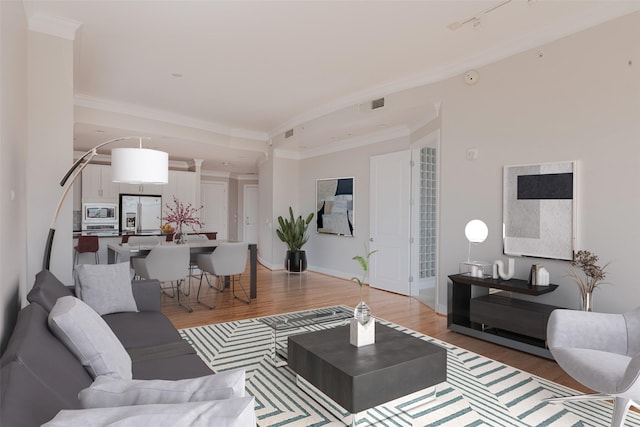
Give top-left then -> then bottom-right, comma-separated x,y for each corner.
546,307 -> 640,427
196,242 -> 249,309
136,244 -> 192,312
128,236 -> 161,279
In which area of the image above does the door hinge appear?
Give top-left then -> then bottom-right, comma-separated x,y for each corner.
409,275 -> 414,283
409,160 -> 415,167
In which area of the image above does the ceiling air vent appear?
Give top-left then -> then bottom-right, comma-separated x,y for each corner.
371,97 -> 385,110
285,128 -> 294,139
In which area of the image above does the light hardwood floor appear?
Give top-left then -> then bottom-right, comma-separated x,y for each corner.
162,263 -> 590,394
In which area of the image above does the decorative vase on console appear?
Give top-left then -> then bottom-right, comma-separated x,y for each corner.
350,245 -> 377,347
568,250 -> 609,312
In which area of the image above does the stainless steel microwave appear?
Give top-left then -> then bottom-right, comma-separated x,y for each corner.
82,203 -> 118,224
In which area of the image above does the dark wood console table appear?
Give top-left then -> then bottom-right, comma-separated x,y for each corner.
448,273 -> 562,359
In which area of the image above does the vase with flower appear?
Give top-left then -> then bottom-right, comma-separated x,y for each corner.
162,196 -> 204,244
568,250 -> 610,311
350,245 -> 377,346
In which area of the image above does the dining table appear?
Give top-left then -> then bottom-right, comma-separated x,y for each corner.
107,240 -> 258,299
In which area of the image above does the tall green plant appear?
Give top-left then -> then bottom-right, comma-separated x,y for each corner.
276,207 -> 314,252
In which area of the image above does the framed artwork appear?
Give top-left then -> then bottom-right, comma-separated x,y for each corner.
503,161 -> 576,260
316,177 -> 354,236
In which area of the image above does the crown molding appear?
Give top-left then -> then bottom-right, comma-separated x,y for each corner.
27,12 -> 81,40
274,125 -> 410,161
75,94 -> 269,142
268,4 -> 640,141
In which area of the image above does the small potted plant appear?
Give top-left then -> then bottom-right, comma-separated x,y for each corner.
568,250 -> 609,311
276,207 -> 314,272
351,245 -> 377,325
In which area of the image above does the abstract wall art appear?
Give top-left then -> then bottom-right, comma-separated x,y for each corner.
503,161 -> 576,260
316,177 -> 354,236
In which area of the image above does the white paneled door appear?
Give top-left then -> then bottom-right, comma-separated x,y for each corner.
369,150 -> 411,296
201,182 -> 228,240
243,185 -> 259,243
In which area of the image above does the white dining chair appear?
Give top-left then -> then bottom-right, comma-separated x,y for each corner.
196,242 -> 249,309
128,236 -> 161,279
136,244 -> 192,312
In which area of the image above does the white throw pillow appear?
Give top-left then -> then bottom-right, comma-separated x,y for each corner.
75,262 -> 138,315
42,397 -> 256,427
79,369 -> 246,408
48,296 -> 132,379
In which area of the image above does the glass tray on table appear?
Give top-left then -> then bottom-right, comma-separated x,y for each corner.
258,306 -> 353,367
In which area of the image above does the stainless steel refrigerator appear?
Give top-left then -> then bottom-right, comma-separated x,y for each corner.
119,194 -> 162,233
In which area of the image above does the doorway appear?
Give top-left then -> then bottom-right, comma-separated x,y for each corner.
243,185 -> 259,243
368,132 -> 440,310
369,150 -> 411,296
201,181 -> 228,240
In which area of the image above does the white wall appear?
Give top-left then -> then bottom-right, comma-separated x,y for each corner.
0,0 -> 28,352
297,134 -> 411,279
268,156 -> 300,269
283,11 -> 640,315
27,30 -> 75,284
257,151 -> 274,266
437,11 -> 640,314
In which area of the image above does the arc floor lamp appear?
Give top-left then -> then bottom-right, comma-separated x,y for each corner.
43,136 -> 168,270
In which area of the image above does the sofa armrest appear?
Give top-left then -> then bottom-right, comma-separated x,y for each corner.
131,280 -> 161,312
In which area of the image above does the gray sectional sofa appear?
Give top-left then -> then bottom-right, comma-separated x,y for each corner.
0,269 -> 249,426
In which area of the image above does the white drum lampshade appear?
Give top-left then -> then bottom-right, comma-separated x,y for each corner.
111,148 -> 168,184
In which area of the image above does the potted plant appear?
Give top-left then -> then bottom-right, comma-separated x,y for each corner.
568,249 -> 610,311
276,207 -> 314,272
351,245 -> 377,325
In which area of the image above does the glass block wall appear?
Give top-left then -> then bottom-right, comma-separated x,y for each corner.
420,147 -> 437,279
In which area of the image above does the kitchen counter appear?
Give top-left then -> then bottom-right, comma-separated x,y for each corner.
72,232 -> 217,265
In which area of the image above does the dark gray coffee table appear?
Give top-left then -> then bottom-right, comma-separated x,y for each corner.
288,322 -> 447,425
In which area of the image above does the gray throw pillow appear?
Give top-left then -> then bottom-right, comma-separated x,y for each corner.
48,296 -> 132,380
75,262 -> 138,315
79,369 -> 245,408
27,269 -> 74,312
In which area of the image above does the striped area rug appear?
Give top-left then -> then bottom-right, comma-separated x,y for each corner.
180,306 -> 640,427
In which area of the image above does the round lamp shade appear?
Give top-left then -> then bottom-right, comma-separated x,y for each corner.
465,219 -> 488,243
111,148 -> 168,184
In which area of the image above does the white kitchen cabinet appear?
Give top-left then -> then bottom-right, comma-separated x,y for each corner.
82,165 -> 198,220
161,171 -> 197,219
119,182 -> 163,196
82,164 -> 119,203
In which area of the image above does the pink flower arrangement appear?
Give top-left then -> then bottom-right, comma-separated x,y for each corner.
162,196 -> 204,233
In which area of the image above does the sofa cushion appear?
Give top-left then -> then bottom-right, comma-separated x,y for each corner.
78,368 -> 245,408
102,311 -> 183,349
48,296 -> 132,379
42,397 -> 256,427
133,352 -> 213,380
75,262 -> 138,315
0,304 -> 92,426
27,269 -> 74,312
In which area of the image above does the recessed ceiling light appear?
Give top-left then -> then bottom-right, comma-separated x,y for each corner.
95,129 -> 104,133
222,162 -> 231,166
171,73 -> 183,78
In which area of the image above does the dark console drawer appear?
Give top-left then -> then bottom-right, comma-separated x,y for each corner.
470,293 -> 560,341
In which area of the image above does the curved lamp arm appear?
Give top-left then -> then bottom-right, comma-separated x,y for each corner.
42,136 -> 151,270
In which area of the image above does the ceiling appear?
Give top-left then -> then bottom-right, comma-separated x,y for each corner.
24,1 -> 640,174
